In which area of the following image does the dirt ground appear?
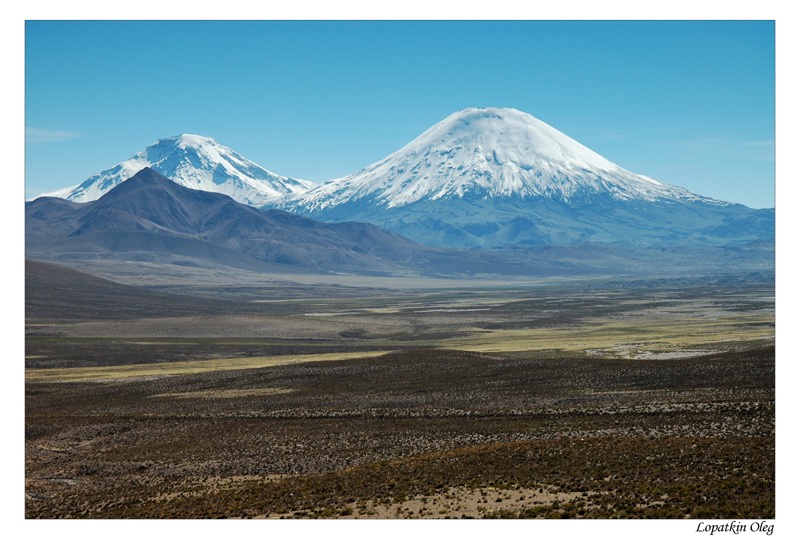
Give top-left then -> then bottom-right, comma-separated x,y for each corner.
25,275 -> 775,519
26,346 -> 774,519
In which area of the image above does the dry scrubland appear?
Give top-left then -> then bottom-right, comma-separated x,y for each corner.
25,275 -> 774,519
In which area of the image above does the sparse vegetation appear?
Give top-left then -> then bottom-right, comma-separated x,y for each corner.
25,274 -> 774,519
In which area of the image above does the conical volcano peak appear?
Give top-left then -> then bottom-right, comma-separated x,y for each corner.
442,107 -> 530,125
274,107 -> 759,250
284,107 -> 695,212
448,107 -> 517,122
418,107 -> 619,173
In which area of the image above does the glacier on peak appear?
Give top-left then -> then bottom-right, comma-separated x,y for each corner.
269,107 -> 765,250
281,107 -> 714,213
28,108 -> 769,251
37,134 -> 315,207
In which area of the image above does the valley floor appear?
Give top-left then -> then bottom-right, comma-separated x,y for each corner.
24,274 -> 775,519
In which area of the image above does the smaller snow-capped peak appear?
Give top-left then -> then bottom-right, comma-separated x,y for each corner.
39,134 -> 315,206
285,107 -> 711,212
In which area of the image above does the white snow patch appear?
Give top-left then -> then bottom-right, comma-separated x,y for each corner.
37,134 -> 315,206
284,107 -> 709,212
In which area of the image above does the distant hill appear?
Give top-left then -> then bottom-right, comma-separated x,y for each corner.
25,259 -> 255,321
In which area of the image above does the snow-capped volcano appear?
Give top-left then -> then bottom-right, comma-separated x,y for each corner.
39,134 -> 314,206
282,107 -> 706,212
276,107 -> 770,248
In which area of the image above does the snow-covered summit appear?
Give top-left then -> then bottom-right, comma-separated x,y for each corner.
38,134 -> 315,206
283,107 -> 709,212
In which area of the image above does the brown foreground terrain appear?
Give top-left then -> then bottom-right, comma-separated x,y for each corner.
25,262 -> 775,519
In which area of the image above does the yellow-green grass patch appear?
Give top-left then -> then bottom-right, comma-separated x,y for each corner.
25,351 -> 387,383
441,314 -> 774,355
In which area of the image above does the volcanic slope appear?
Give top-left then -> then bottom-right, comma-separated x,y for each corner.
277,107 -> 774,248
25,168 -> 550,277
37,134 -> 314,206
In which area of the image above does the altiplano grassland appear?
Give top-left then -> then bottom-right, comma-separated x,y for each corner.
27,281 -> 774,378
26,308 -> 774,382
25,275 -> 774,519
442,313 -> 774,355
26,347 -> 775,519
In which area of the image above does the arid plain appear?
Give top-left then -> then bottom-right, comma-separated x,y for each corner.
25,261 -> 774,519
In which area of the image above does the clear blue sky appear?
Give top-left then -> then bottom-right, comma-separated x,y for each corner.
25,20 -> 775,208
